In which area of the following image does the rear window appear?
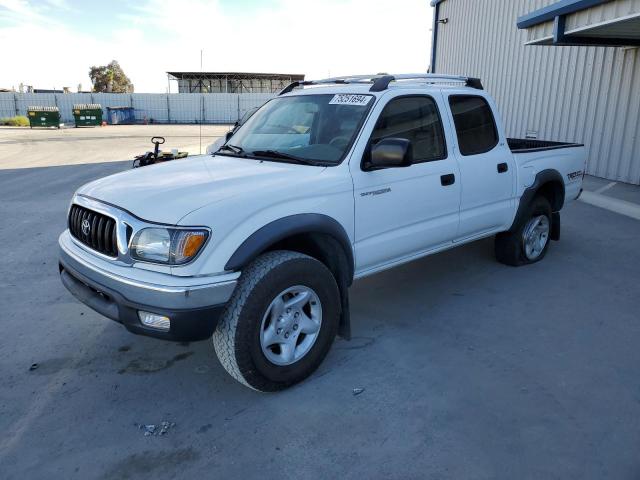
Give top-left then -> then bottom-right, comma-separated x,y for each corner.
448,95 -> 498,156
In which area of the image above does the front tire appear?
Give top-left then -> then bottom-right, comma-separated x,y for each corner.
213,250 -> 340,391
495,196 -> 552,266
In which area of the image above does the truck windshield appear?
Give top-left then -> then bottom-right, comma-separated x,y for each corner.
225,93 -> 374,164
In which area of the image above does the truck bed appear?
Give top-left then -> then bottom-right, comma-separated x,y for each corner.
509,138 -> 585,204
508,138 -> 583,153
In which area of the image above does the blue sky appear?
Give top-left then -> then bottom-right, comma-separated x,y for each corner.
0,0 -> 433,92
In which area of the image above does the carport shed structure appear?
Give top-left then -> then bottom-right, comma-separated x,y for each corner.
431,0 -> 640,185
167,72 -> 305,94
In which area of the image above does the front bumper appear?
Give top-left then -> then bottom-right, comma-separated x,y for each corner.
59,231 -> 238,341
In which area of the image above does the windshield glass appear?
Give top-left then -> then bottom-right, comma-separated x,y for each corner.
225,93 -> 373,164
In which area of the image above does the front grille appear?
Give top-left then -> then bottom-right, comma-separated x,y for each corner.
68,204 -> 118,257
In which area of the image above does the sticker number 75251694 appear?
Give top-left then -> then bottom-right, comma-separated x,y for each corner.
328,94 -> 372,106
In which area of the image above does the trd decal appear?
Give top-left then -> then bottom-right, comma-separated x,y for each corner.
567,171 -> 582,181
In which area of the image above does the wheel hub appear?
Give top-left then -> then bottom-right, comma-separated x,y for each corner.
523,214 -> 550,260
259,285 -> 322,366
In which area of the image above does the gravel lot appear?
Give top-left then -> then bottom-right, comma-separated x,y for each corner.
1,126 -> 639,479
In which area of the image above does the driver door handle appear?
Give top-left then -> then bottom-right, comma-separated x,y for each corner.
497,162 -> 509,173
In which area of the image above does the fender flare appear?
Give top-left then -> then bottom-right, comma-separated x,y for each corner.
224,214 -> 355,282
510,169 -> 565,232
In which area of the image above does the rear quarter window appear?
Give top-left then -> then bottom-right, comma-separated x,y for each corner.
448,95 -> 499,156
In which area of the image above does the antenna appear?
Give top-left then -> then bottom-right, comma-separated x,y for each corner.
199,48 -> 203,155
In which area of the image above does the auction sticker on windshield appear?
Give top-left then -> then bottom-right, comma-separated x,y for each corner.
329,94 -> 371,106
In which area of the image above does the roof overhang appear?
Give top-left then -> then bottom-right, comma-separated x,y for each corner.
517,0 -> 640,47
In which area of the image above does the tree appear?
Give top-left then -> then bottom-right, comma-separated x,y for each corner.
89,60 -> 134,93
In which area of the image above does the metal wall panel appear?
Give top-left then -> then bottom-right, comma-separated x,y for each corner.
524,0 -> 559,42
525,19 -> 554,43
204,94 -> 237,123
435,0 -> 640,184
132,94 -> 169,123
15,93 -> 56,117
566,0 -> 640,31
92,93 -> 132,118
0,93 -> 16,118
55,93 -> 93,122
0,92 -> 276,123
1,92 -> 275,126
169,93 -> 202,123
526,0 -> 640,42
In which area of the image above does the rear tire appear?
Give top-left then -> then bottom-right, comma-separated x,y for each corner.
495,196 -> 552,266
213,250 -> 340,391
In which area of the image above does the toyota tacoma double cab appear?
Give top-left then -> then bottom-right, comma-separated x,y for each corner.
59,74 -> 585,391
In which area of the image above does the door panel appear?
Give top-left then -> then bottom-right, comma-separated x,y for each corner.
455,143 -> 514,237
446,94 -> 515,239
353,162 -> 460,271
350,92 -> 461,273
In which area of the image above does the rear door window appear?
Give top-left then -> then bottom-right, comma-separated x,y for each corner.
448,95 -> 499,156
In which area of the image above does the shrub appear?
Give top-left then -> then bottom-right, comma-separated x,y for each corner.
0,115 -> 30,127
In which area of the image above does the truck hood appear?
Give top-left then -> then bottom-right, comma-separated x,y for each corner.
77,155 -> 326,224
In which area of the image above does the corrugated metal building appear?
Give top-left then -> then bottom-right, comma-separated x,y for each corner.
431,0 -> 640,184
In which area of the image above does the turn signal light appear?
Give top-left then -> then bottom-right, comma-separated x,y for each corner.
181,232 -> 207,258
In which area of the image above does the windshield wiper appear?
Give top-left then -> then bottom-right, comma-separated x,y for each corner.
216,144 -> 246,156
251,150 -> 321,166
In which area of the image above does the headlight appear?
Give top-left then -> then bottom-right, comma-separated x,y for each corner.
130,228 -> 209,265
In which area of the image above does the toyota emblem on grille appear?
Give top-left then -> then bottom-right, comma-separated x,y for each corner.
81,219 -> 91,236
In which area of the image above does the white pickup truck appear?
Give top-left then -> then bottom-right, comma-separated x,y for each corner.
59,74 -> 585,391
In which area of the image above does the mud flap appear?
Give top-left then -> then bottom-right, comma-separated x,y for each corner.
337,275 -> 351,341
550,212 -> 561,241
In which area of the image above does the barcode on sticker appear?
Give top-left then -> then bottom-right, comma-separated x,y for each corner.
329,94 -> 371,106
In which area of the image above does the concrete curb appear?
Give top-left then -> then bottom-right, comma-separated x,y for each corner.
580,190 -> 640,221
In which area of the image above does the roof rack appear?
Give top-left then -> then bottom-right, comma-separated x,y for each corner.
278,73 -> 483,95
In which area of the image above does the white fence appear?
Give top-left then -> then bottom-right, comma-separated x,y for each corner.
0,92 -> 275,124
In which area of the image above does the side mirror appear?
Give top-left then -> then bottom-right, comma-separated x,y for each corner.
225,130 -> 234,142
366,138 -> 413,170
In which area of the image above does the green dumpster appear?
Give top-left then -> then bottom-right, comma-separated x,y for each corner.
27,106 -> 61,129
73,104 -> 103,127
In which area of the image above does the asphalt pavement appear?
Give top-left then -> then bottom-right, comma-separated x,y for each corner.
1,128 -> 639,479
